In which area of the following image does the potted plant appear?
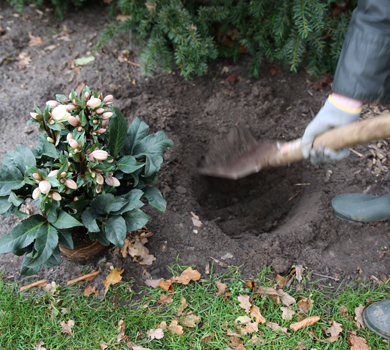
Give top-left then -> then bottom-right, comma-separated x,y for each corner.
0,86 -> 173,276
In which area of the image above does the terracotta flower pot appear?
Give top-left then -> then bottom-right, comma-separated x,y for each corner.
59,240 -> 110,262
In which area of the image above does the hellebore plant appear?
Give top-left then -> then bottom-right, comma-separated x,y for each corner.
0,86 -> 173,275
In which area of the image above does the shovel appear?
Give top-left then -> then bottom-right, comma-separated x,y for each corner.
199,113 -> 390,180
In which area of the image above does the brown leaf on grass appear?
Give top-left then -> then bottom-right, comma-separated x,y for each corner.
60,320 -> 74,336
238,294 -> 251,313
35,340 -> 46,350
28,32 -> 43,46
159,321 -> 168,329
229,336 -> 243,346
240,321 -> 258,334
235,316 -> 251,325
117,320 -> 127,343
191,212 -> 202,227
297,297 -> 312,314
266,321 -> 290,337
295,265 -> 304,282
168,320 -> 183,335
248,334 -> 265,345
275,274 -> 288,288
177,297 -> 188,315
144,279 -> 162,288
158,294 -> 174,305
200,333 -> 213,343
339,305 -> 348,316
20,279 -> 47,292
148,328 -> 164,340
245,281 -> 256,290
326,320 -> 342,337
215,281 -> 228,295
258,286 -> 296,306
250,305 -> 266,324
348,331 -> 371,350
158,279 -> 174,292
281,306 -> 295,321
172,267 -> 201,285
290,316 -> 320,331
83,286 -> 100,296
43,282 -> 58,295
309,330 -> 338,343
103,267 -> 124,295
100,344 -> 108,350
355,305 -> 365,329
179,314 -> 200,327
67,270 -> 99,286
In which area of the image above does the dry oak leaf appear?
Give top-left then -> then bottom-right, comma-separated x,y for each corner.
158,294 -> 174,305
83,286 -> 100,296
235,315 -> 251,325
171,267 -> 201,285
340,305 -> 348,316
295,265 -> 304,282
100,344 -> 108,350
35,340 -> 46,350
266,321 -> 290,337
240,321 -> 259,335
245,281 -> 257,290
120,238 -> 131,257
177,297 -> 188,315
60,320 -> 74,336
290,316 -> 321,331
168,320 -> 183,335
250,305 -> 266,324
103,267 -> 124,295
308,330 -> 338,343
355,305 -> 366,329
28,32 -> 43,46
249,334 -> 265,345
215,281 -> 228,295
159,321 -> 168,329
145,278 -> 162,288
238,294 -> 251,313
348,331 -> 371,350
258,286 -> 296,306
148,328 -> 164,340
179,314 -> 201,328
281,306 -> 295,321
275,274 -> 288,288
326,320 -> 343,337
158,279 -> 174,292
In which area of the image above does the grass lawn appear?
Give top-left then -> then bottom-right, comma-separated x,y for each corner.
0,265 -> 389,349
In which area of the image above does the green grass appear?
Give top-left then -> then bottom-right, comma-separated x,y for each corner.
0,264 -> 389,349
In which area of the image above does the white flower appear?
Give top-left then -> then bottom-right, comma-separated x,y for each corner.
52,105 -> 71,122
86,98 -> 101,109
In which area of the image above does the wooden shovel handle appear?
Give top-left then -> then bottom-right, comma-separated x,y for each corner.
269,113 -> 390,166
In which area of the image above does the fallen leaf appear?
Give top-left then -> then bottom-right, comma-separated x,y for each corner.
74,55 -> 95,66
103,267 -> 124,295
18,52 -> 31,68
297,298 -> 310,314
355,305 -> 365,329
179,314 -> 200,327
266,321 -> 290,337
148,328 -> 164,340
250,305 -> 266,323
20,279 -> 47,292
28,32 -> 43,46
43,281 -> 58,295
340,305 -> 348,316
61,308 -> 69,315
229,336 -> 243,346
270,67 -> 277,76
281,306 -> 295,321
158,279 -> 174,292
275,274 -> 288,288
235,316 -> 251,325
35,340 -> 46,350
83,286 -> 100,296
215,281 -> 228,295
117,320 -> 127,343
348,331 -> 371,350
248,334 -> 264,345
168,320 -> 183,335
290,316 -> 321,331
245,281 -> 256,290
121,238 -> 131,257
100,344 -> 108,350
312,74 -> 331,91
158,294 -> 173,305
280,290 -> 296,306
309,330 -> 338,343
326,320 -> 342,337
144,279 -> 162,288
226,73 -> 237,83
258,286 -> 296,306
295,265 -> 304,282
159,321 -> 168,330
67,270 -> 100,286
60,320 -> 74,336
240,321 -> 258,334
238,295 -> 251,313
210,256 -> 229,267
191,212 -> 202,227
171,267 -> 201,285
177,297 -> 188,315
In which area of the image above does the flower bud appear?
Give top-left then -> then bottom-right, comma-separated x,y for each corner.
84,91 -> 90,100
67,115 -> 80,127
61,172 -> 67,178
96,184 -> 103,193
47,137 -> 54,143
32,187 -> 41,199
65,104 -> 77,111
97,128 -> 106,134
51,192 -> 62,201
48,170 -> 59,178
73,99 -> 77,104
69,92 -> 72,99
69,139 -> 80,149
78,126 -> 83,132
95,108 -> 105,114
102,112 -> 113,120
92,119 -> 98,124
65,179 -> 77,189
86,98 -> 101,109
90,150 -> 108,161
96,173 -> 104,185
102,120 -> 109,128
49,120 -> 55,125
46,100 -> 60,108
69,153 -> 73,158
52,105 -> 71,122
33,172 -> 42,181
103,95 -> 114,103
105,176 -> 120,187
67,133 -> 74,141
30,112 -> 38,119
39,180 -> 51,195
92,131 -> 97,136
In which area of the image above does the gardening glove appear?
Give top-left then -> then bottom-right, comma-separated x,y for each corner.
301,95 -> 361,165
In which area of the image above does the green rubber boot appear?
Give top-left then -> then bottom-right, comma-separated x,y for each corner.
331,193 -> 390,222
363,300 -> 390,339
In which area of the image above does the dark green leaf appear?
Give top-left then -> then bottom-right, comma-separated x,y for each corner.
0,215 -> 46,253
124,117 -> 149,154
0,165 -> 24,196
51,210 -> 83,229
58,229 -> 73,249
8,192 -> 24,207
45,200 -> 59,223
14,210 -> 29,219
38,134 -> 59,159
94,228 -> 110,246
109,107 -> 128,157
79,110 -> 87,126
13,145 -> 36,173
133,131 -> 173,158
143,155 -> 163,177
90,193 -> 116,214
1,150 -> 16,166
0,196 -> 12,214
116,155 -> 145,174
143,187 -> 167,212
81,208 -> 100,233
105,215 -> 127,248
27,223 -> 59,268
123,209 -> 151,232
112,189 -> 144,215
43,246 -> 61,267
20,254 -> 41,276
105,197 -> 129,214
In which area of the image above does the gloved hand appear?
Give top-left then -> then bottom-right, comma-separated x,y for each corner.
301,95 -> 362,165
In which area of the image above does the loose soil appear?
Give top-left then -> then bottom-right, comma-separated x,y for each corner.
1,2 -> 390,291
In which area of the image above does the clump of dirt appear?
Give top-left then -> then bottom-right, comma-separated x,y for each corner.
1,2 -> 390,290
